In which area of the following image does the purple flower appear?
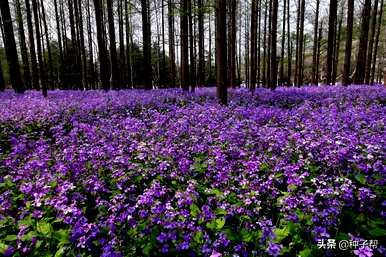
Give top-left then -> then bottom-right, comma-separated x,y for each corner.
354,246 -> 373,257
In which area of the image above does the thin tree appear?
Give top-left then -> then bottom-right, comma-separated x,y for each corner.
279,0 -> 287,85
332,8 -> 343,85
168,0 -> 176,88
93,0 -> 110,90
25,0 -> 39,90
118,0 -> 125,88
32,0 -> 46,96
216,0 -> 227,104
342,0 -> 354,86
15,0 -> 31,89
40,0 -> 53,87
76,0 -> 87,88
181,0 -> 189,91
228,0 -> 236,88
296,0 -> 305,87
287,0 -> 291,86
197,0 -> 204,87
250,0 -> 257,92
316,22 -> 323,84
353,0 -> 371,84
141,0 -> 152,89
0,0 -> 24,93
54,0 -> 64,88
188,0 -> 196,92
125,0 -> 133,88
311,0 -> 320,85
371,0 -> 384,83
365,0 -> 379,84
106,0 -> 119,89
326,0 -> 337,85
269,0 -> 278,89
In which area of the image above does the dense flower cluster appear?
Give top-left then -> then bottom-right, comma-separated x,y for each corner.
0,86 -> 385,256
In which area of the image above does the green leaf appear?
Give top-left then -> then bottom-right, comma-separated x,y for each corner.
355,174 -> 366,185
215,208 -> 227,216
190,204 -> 200,218
21,231 -> 38,241
369,227 -> 386,237
54,246 -> 66,257
4,235 -> 17,241
215,217 -> 226,230
298,248 -> 313,257
273,227 -> 289,243
53,229 -> 70,244
37,220 -> 52,237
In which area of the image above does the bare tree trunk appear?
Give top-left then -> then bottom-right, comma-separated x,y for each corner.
312,0 -> 320,85
76,0 -> 87,89
228,0 -> 236,88
262,0 -> 267,86
353,0 -> 371,84
343,0 -> 354,86
86,0 -> 95,89
198,0 -> 204,87
40,0 -> 53,88
118,0 -> 125,88
188,0 -> 196,92
365,0 -> 379,84
106,0 -> 119,89
294,0 -> 300,86
332,10 -> 342,85
316,22 -> 323,85
280,0 -> 286,85
54,0 -> 64,88
93,0 -> 110,90
250,0 -> 257,92
0,1 -> 24,93
269,0 -> 278,89
287,0 -> 291,86
168,0 -> 176,87
125,0 -> 133,88
25,0 -> 39,90
216,0 -> 227,104
32,0 -> 46,96
326,0 -> 337,85
141,0 -> 152,89
371,0 -> 384,84
257,0 -> 261,87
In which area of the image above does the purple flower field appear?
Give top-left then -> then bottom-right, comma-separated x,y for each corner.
0,86 -> 385,256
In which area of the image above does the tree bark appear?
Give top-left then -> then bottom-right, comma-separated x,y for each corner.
93,0 -> 110,90
181,0 -> 189,91
269,0 -> 278,89
168,0 -> 176,88
216,0 -> 227,104
326,0 -> 337,85
353,0 -> 371,84
40,0 -> 53,88
25,0 -> 39,90
106,0 -> 119,89
342,0 -> 354,86
365,0 -> 379,84
141,0 -> 152,89
228,0 -> 236,88
32,0 -> 46,96
188,0 -> 196,92
287,0 -> 291,86
250,0 -> 257,92
371,0 -> 384,84
311,0 -> 320,85
332,11 -> 342,85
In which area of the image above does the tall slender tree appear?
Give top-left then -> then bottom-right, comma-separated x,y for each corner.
93,0 -> 110,90
168,0 -> 176,88
197,0 -> 204,87
40,0 -> 53,87
142,0 -> 152,89
280,0 -> 287,85
287,0 -> 291,86
181,0 -> 189,91
343,0 -> 354,86
0,0 -> 24,93
353,0 -> 371,84
269,0 -> 278,89
15,0 -> 31,89
32,0 -> 46,96
25,0 -> 39,90
216,0 -> 227,104
228,0 -> 236,88
371,0 -> 384,83
107,0 -> 119,89
188,0 -> 196,92
326,0 -> 337,85
250,0 -> 257,92
312,0 -> 320,85
365,0 -> 379,84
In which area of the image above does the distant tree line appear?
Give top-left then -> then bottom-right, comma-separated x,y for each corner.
0,0 -> 384,105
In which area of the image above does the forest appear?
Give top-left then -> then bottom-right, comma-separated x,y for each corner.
0,0 -> 385,256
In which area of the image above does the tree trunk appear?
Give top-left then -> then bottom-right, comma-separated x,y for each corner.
280,0 -> 286,85
125,0 -> 133,88
294,0 -> 300,86
25,0 -> 39,90
371,0 -> 384,84
86,0 -> 95,89
353,0 -> 371,84
106,0 -> 119,89
287,0 -> 291,86
316,22 -> 323,85
93,0 -> 110,90
365,0 -> 379,84
296,0 -> 305,87
197,0 -> 204,87
228,0 -> 236,88
141,0 -> 152,89
311,0 -> 320,85
250,0 -> 257,92
332,10 -> 342,85
40,0 -> 53,88
32,0 -> 46,96
326,0 -> 337,85
188,0 -> 196,92
269,0 -> 278,89
15,0 -> 31,89
118,0 -> 125,88
262,0 -> 267,86
76,0 -> 87,89
342,0 -> 354,86
168,0 -> 176,88
54,0 -> 64,88
216,0 -> 227,104
257,0 -> 261,87
181,0 -> 189,91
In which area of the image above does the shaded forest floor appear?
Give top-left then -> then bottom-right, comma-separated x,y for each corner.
0,86 -> 385,256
